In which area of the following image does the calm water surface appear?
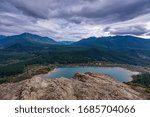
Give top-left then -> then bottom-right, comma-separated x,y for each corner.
41,67 -> 139,82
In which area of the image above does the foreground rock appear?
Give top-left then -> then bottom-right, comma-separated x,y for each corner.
0,73 -> 146,100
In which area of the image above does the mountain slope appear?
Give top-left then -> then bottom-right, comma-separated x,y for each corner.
72,36 -> 150,50
0,35 -> 6,40
0,33 -> 57,48
58,41 -> 74,45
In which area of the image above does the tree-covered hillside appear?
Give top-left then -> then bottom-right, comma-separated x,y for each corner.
0,34 -> 149,82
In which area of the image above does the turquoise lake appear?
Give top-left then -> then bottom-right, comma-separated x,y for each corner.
41,67 -> 139,82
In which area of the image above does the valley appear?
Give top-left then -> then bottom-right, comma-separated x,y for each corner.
0,33 -> 149,80
1,0 -> 150,101
0,33 -> 150,99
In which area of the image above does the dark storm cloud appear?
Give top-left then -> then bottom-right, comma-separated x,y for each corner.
77,0 -> 150,23
146,32 -> 150,36
1,0 -> 149,21
0,0 -> 150,40
0,0 -> 50,19
104,25 -> 149,36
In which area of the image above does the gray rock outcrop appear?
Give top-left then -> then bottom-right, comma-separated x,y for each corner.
0,73 -> 144,100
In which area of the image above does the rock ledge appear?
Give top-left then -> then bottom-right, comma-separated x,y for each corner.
0,73 -> 144,100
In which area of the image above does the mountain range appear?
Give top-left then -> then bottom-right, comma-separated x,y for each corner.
0,32 -> 150,80
0,33 -> 74,48
0,33 -> 57,48
0,35 -> 6,39
0,33 -> 150,50
0,33 -> 150,67
72,36 -> 150,50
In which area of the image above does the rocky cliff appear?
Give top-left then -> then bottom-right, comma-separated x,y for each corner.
0,73 -> 146,100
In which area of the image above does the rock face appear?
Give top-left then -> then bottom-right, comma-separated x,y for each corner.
0,73 -> 144,100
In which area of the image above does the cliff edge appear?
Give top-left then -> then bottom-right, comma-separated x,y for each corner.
0,73 -> 145,100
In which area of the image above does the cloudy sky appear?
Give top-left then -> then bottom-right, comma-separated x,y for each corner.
0,0 -> 150,41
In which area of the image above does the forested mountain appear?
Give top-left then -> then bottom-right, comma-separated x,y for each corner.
1,34 -> 150,50
58,41 -> 74,45
72,36 -> 150,50
0,33 -> 57,48
0,34 -> 149,79
0,35 -> 6,39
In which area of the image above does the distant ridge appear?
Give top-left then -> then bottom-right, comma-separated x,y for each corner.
72,36 -> 150,50
0,35 -> 6,39
1,33 -> 150,50
0,33 -> 75,48
58,41 -> 74,45
0,35 -> 6,43
0,33 -> 57,48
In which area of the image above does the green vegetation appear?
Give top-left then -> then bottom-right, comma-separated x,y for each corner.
132,73 -> 150,88
0,43 -> 150,84
0,65 -> 54,84
127,73 -> 150,93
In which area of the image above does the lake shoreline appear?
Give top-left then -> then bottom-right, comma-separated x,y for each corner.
34,68 -> 57,78
31,63 -> 150,83
36,65 -> 140,82
57,63 -> 150,73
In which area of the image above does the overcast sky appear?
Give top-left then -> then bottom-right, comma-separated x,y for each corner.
0,0 -> 150,41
